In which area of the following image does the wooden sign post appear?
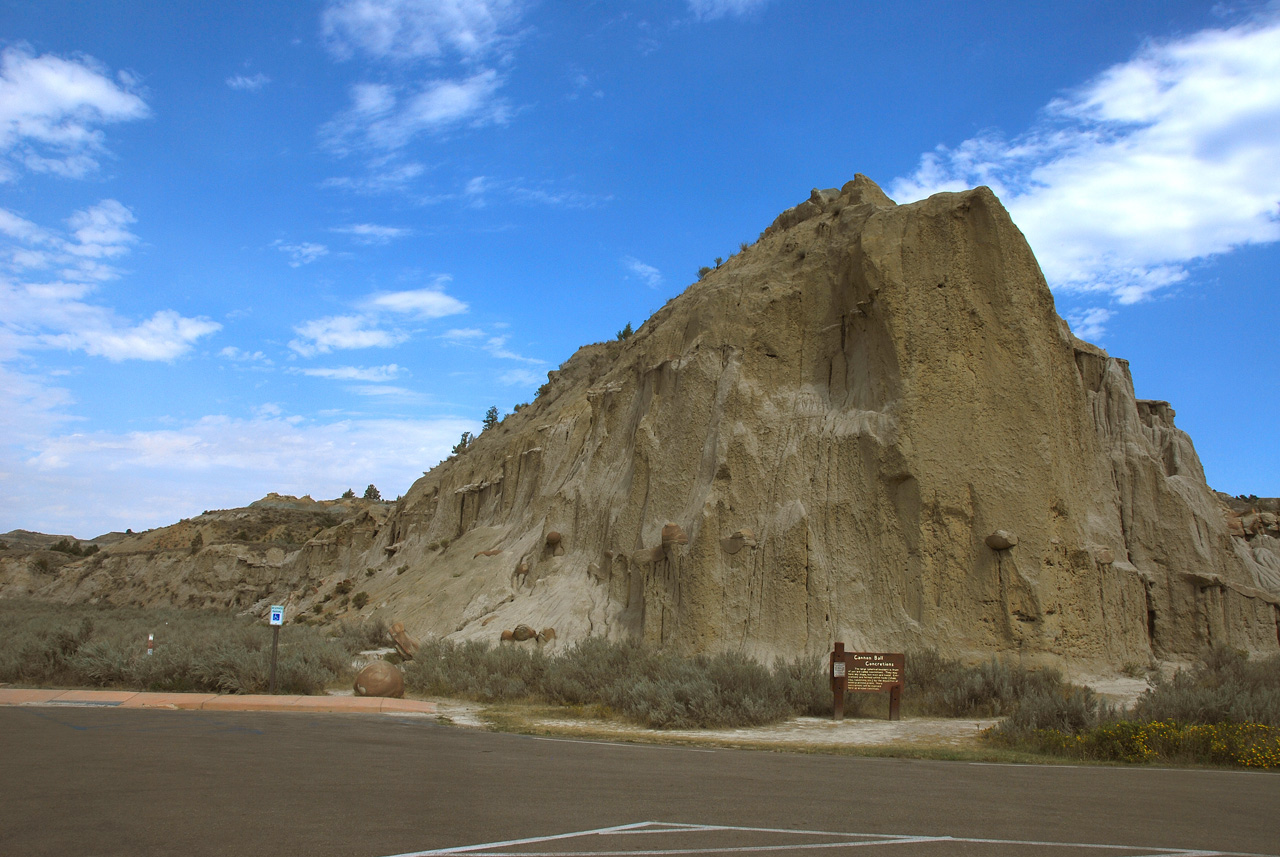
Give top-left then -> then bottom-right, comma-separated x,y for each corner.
830,642 -> 904,721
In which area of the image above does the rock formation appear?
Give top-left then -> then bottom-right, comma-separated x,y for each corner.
5,177 -> 1278,674
353,661 -> 404,698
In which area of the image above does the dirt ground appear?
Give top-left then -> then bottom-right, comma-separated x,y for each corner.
337,672 -> 1157,754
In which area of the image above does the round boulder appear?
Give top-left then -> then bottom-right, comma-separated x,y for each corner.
353,660 -> 404,698
985,530 -> 1019,551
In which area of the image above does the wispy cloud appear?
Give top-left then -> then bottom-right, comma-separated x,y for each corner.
219,346 -> 270,364
289,279 -> 468,355
462,174 -> 608,209
273,240 -> 329,267
368,288 -> 468,318
323,71 -> 510,154
322,0 -> 525,62
498,368 -> 542,386
0,46 -> 149,181
891,13 -> 1280,321
289,315 -> 407,356
1,201 -> 220,361
484,334 -> 543,364
322,159 -> 427,195
3,411 -> 474,533
442,327 -> 485,341
226,73 -> 270,91
331,223 -> 411,244
296,364 -> 403,382
687,0 -> 773,22
623,255 -> 663,288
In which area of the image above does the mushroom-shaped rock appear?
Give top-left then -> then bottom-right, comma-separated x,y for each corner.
353,661 -> 404,698
514,562 -> 529,578
389,622 -> 419,660
512,624 -> 537,642
985,530 -> 1019,551
661,523 -> 689,546
720,528 -> 757,555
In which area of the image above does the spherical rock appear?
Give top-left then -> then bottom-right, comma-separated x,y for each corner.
545,531 -> 561,547
985,530 -> 1019,551
512,623 -> 537,641
353,661 -> 404,698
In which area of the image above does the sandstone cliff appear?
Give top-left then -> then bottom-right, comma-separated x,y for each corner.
7,177 -> 1278,672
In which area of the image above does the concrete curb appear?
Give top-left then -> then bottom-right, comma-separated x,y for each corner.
0,688 -> 437,716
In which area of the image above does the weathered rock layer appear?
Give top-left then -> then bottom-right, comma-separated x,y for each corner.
7,178 -> 1278,670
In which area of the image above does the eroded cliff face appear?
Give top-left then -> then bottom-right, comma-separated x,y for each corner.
7,177 -> 1278,670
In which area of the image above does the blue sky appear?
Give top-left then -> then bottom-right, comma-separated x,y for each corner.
1,0 -> 1277,537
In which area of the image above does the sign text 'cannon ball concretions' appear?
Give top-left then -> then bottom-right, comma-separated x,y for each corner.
829,642 -> 904,721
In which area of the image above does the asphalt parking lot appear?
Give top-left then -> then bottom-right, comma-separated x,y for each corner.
2,706 -> 1276,857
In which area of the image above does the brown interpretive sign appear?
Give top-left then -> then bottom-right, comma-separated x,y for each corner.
829,642 -> 904,721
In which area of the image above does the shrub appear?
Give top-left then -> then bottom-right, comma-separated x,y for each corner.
1132,648 -> 1280,727
697,266 -> 712,279
986,648 -> 1280,767
352,592 -> 370,610
482,406 -> 499,432
451,432 -> 472,455
363,484 -> 382,501
341,488 -> 355,499
404,636 -> 827,729
334,579 -> 354,595
616,322 -> 633,341
0,600 -> 355,694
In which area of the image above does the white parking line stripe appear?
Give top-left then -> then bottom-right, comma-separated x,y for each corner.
386,822 -> 655,857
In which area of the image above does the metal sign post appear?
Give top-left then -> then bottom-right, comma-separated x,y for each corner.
268,605 -> 284,694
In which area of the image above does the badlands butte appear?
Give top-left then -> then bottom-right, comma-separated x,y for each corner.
4,176 -> 1279,675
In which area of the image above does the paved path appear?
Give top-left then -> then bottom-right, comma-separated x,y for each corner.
0,686 -> 436,714
1,705 -> 1277,857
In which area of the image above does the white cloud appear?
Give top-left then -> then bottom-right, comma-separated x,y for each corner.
442,327 -> 485,340
345,384 -> 425,400
461,174 -> 608,209
297,363 -> 403,382
498,368 -> 542,386
273,240 -> 329,267
322,0 -> 524,62
331,223 -> 411,244
323,70 -> 510,153
41,310 -> 222,361
688,0 -> 772,21
1,412 -> 475,534
66,199 -> 137,259
289,314 -> 407,356
219,346 -> 270,363
1,201 -> 220,361
1065,307 -> 1114,342
890,14 -> 1280,305
484,334 -> 543,364
623,255 -> 663,288
289,279 -> 468,355
322,159 -> 427,194
0,46 -> 149,181
368,284 -> 469,317
226,73 -> 270,91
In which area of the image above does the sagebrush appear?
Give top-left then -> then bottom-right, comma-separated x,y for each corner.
0,600 -> 384,694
